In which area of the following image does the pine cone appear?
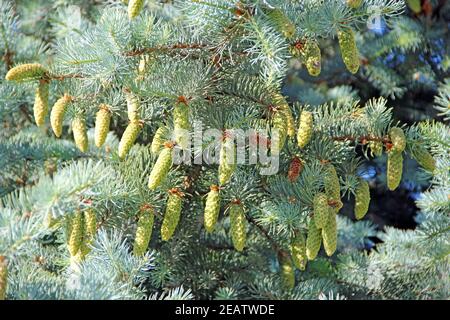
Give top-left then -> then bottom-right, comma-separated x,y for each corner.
290,233 -> 307,271
388,127 -> 406,153
5,63 -> 46,82
161,190 -> 183,241
33,80 -> 49,127
219,136 -> 236,185
337,28 -> 360,74
133,206 -> 155,256
322,211 -> 337,256
148,145 -> 173,190
313,192 -> 329,229
354,179 -> 370,220
50,94 -> 72,138
387,151 -> 403,191
72,116 -> 88,152
306,219 -> 322,260
118,120 -> 143,160
230,202 -> 246,252
279,254 -> 295,290
297,110 -> 313,149
68,211 -> 85,257
128,0 -> 145,20
94,104 -> 111,148
414,145 -> 436,172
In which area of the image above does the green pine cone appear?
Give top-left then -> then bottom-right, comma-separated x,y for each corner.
297,110 -> 313,149
306,219 -> 322,260
118,120 -> 143,160
302,39 -> 322,77
133,206 -> 155,256
173,102 -> 190,149
0,256 -> 7,300
128,0 -> 144,19
406,0 -> 422,13
369,141 -> 383,157
322,211 -> 337,257
347,0 -> 362,8
413,145 -> 436,172
273,94 -> 295,137
279,254 -> 295,290
219,137 -> 236,186
337,28 -> 360,74
148,146 -> 173,190
230,203 -> 246,252
387,151 -> 403,191
5,63 -> 47,82
95,104 -> 111,148
313,193 -> 329,229
68,211 -> 85,257
324,164 -> 340,201
265,8 -> 295,39
290,233 -> 307,271
33,80 -> 49,127
72,117 -> 88,153
354,179 -> 370,220
204,186 -> 221,233
151,126 -> 168,155
161,191 -> 183,241
389,127 -> 406,153
84,208 -> 97,238
125,90 -> 140,122
271,109 -> 288,155
50,94 -> 72,138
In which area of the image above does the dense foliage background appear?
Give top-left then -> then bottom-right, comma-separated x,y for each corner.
0,0 -> 449,300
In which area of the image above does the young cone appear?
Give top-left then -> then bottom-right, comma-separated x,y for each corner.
313,193 -> 329,229
273,94 -> 295,137
118,120 -> 143,159
219,136 -> 236,185
406,0 -> 422,13
133,205 -> 155,256
229,202 -> 246,252
297,110 -> 313,149
68,211 -> 84,257
271,108 -> 288,155
50,94 -> 72,137
354,179 -> 370,220
128,0 -> 144,19
94,104 -> 111,148
265,8 -> 295,39
33,80 -> 49,127
300,39 -> 322,77
148,144 -> 173,190
337,28 -> 360,74
387,151 -> 403,191
279,254 -> 295,290
125,90 -> 140,122
388,127 -> 406,153
324,164 -> 340,201
413,145 -> 436,172
161,189 -> 183,241
151,126 -> 168,155
287,156 -> 303,182
322,211 -> 337,256
5,63 -> 46,82
173,101 -> 190,149
84,208 -> 97,238
72,117 -> 88,152
347,0 -> 362,8
290,233 -> 307,271
204,185 -> 221,233
369,141 -> 383,157
0,256 -> 7,300
306,218 -> 322,260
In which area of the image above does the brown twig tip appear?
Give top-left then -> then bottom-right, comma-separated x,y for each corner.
0,255 -> 6,263
177,95 -> 190,106
231,198 -> 242,205
140,203 -> 154,212
168,188 -> 184,197
210,185 -> 220,192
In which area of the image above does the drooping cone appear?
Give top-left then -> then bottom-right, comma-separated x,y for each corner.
306,218 -> 322,260
204,185 -> 221,233
313,192 -> 329,229
5,63 -> 47,82
273,93 -> 295,137
354,178 -> 370,220
387,151 -> 403,191
173,101 -> 190,149
229,202 -> 246,252
218,135 -> 236,186
118,120 -> 143,159
128,0 -> 145,19
271,108 -> 288,155
50,94 -> 72,137
369,141 -> 383,157
322,211 -> 337,256
347,0 -> 362,8
68,211 -> 85,257
406,0 -> 422,13
125,90 -> 140,122
94,104 -> 111,148
148,144 -> 173,190
288,156 -> 303,182
337,28 -> 360,74
324,164 -> 340,200
161,189 -> 183,241
133,205 -> 155,256
388,127 -> 406,153
151,126 -> 169,155
297,110 -> 313,149
33,80 -> 49,127
0,256 -> 7,300
413,145 -> 436,172
72,116 -> 88,152
290,233 -> 307,271
84,208 -> 97,238
265,7 -> 296,39
300,39 -> 322,77
279,253 -> 295,290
